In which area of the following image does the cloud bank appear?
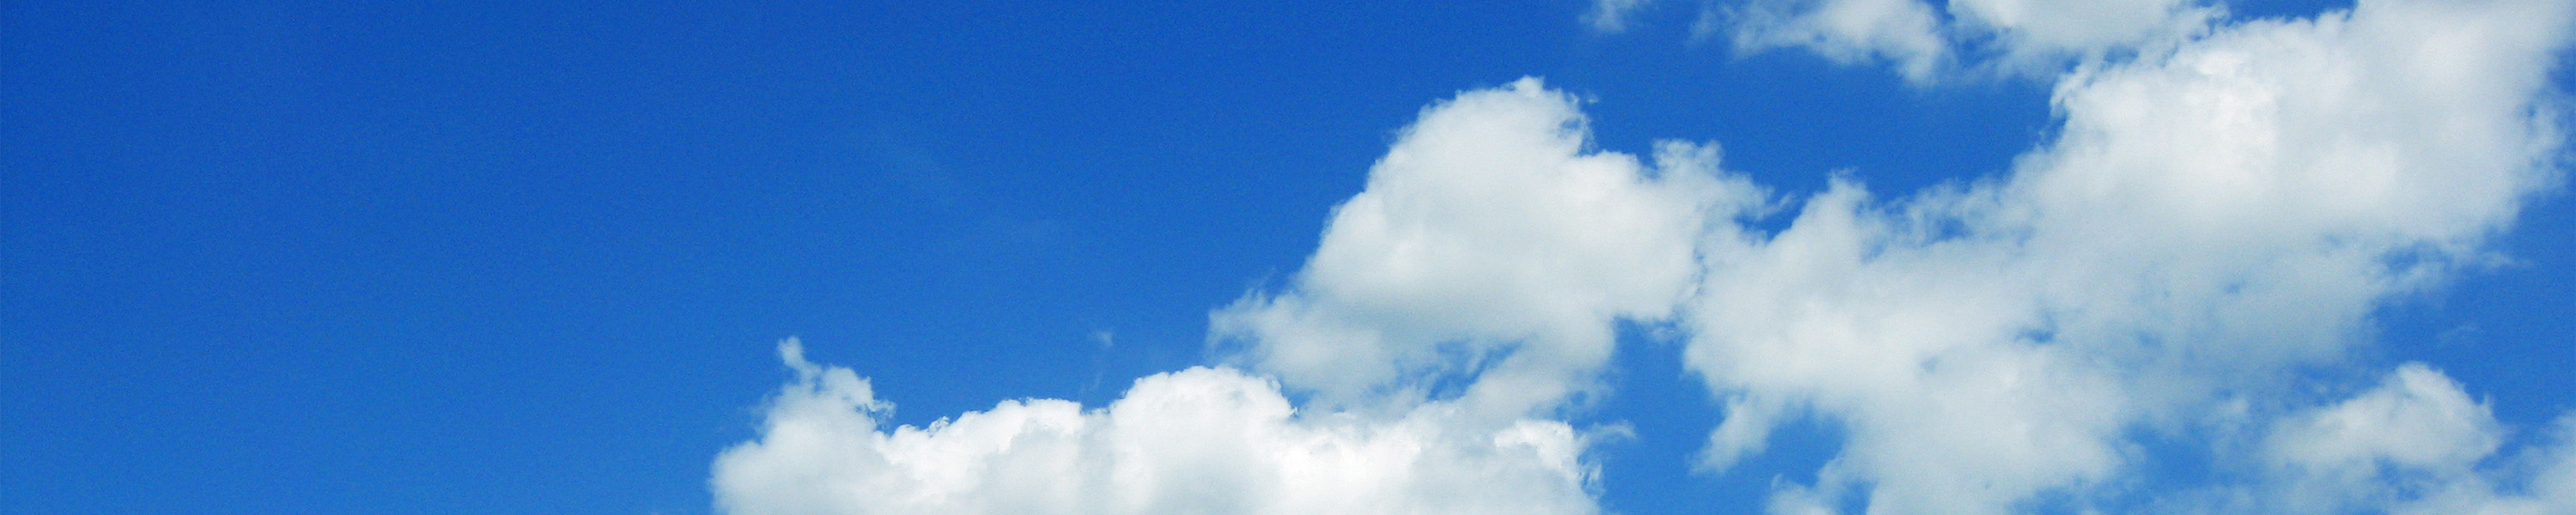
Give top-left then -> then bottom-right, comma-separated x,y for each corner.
1685,0 -> 2576,512
710,0 -> 2576,513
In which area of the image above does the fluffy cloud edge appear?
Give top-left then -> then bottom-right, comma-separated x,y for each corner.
1677,0 -> 2576,513
1208,77 -> 1764,421
711,1 -> 2576,512
708,338 -> 1609,515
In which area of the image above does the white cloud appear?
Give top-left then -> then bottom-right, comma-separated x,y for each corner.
2388,415 -> 2576,515
1681,0 -> 2575,512
2142,365 -> 2576,515
715,1 -> 2576,512
715,79 -> 1762,515
1704,0 -> 2215,82
1710,0 -> 1955,82
2261,363 -> 2504,513
1946,0 -> 2215,74
1586,0 -> 1656,33
710,339 -> 1604,515
1211,77 -> 1763,421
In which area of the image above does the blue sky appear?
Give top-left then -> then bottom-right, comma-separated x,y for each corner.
6,1 -> 2574,514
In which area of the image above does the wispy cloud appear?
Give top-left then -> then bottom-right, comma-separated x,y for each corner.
1703,0 -> 2215,83
1585,0 -> 1657,33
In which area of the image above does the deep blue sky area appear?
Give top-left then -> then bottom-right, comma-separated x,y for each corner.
5,1 -> 2566,514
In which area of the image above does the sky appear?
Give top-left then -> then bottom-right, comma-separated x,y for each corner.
4,0 -> 2575,514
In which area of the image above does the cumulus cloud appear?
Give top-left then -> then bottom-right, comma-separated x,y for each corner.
716,79 -> 1748,515
1211,77 -> 1762,421
713,1 -> 2576,513
710,339 -> 1603,515
2388,415 -> 2576,515
1681,0 -> 2576,512
2141,364 -> 2576,515
2262,364 -> 2505,513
